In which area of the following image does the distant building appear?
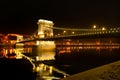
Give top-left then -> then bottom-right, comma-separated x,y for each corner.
7,34 -> 23,44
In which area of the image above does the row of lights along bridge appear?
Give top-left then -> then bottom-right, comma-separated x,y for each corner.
54,25 -> 120,37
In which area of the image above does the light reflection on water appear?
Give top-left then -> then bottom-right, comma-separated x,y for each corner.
35,51 -> 55,61
56,46 -> 120,54
55,45 -> 120,75
0,45 -> 120,80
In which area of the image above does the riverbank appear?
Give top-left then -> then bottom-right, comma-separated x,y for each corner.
61,60 -> 120,80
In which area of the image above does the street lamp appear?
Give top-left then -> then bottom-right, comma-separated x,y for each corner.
63,30 -> 67,35
93,25 -> 96,29
63,30 -> 66,33
72,31 -> 75,35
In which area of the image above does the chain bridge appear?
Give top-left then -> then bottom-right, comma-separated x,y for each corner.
17,19 -> 120,43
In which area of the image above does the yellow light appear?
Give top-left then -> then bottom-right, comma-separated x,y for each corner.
38,34 -> 44,38
39,63 -> 44,67
102,27 -> 106,30
36,66 -> 40,72
38,19 -> 53,24
36,41 -> 40,45
38,32 -> 44,35
49,66 -> 53,74
63,31 -> 66,33
93,25 -> 96,29
72,32 -> 75,34
58,34 -> 60,36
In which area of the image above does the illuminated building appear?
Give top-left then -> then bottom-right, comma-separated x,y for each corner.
7,34 -> 23,44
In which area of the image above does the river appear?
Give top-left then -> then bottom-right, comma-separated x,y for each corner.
0,44 -> 120,80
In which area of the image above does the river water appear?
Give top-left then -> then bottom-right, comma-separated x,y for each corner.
0,44 -> 120,80
55,46 -> 120,75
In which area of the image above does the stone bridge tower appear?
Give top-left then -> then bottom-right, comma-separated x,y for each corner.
37,19 -> 54,38
36,19 -> 56,51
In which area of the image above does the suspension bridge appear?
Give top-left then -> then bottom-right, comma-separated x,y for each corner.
13,19 -> 120,80
16,19 -> 120,44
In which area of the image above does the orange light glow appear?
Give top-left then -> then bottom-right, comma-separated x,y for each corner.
96,42 -> 100,45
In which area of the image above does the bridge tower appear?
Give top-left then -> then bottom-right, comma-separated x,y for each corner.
37,19 -> 54,38
36,19 -> 56,52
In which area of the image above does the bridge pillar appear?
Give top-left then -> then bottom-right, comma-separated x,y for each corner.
36,19 -> 56,51
37,19 -> 54,38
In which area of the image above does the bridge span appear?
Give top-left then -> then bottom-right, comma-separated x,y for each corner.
15,19 -> 120,44
16,31 -> 120,44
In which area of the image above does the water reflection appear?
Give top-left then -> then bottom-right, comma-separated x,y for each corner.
0,48 -> 6,58
55,45 -> 120,75
36,63 -> 61,80
0,46 -> 60,80
35,51 -> 55,61
57,45 -> 120,54
1,45 -> 120,80
0,48 -> 20,59
15,46 -> 56,61
16,46 -> 61,80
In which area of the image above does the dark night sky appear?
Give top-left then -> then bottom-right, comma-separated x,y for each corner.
0,0 -> 120,34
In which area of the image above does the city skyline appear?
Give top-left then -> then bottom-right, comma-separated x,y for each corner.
0,0 -> 120,34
